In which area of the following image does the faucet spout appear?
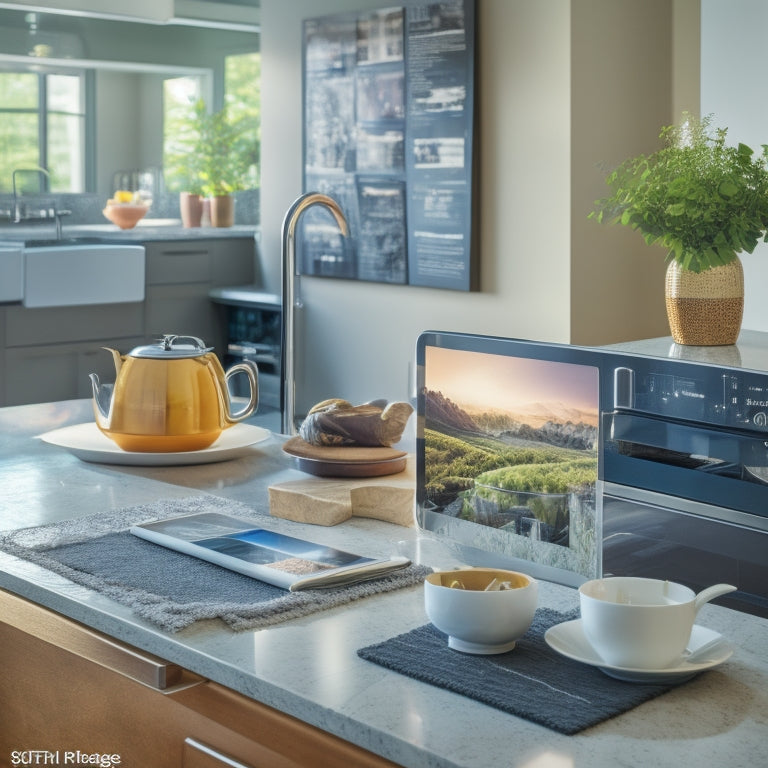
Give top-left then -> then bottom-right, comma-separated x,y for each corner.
280,192 -> 349,435
12,166 -> 50,223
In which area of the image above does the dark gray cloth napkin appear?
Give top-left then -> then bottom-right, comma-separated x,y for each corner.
357,607 -> 680,734
0,495 -> 431,633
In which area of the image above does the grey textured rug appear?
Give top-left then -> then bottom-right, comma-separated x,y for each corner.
0,495 -> 431,632
358,608 -> 679,735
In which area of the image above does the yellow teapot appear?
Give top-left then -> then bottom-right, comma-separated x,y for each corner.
90,334 -> 259,453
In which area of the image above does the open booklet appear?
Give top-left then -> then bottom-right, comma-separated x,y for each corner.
130,512 -> 411,592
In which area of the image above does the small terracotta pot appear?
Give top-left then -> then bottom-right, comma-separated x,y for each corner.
210,195 -> 235,228
180,192 -> 203,228
665,257 -> 744,345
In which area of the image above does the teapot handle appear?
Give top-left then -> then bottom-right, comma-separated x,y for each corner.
224,360 -> 259,422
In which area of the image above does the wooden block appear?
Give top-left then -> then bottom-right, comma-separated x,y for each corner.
268,459 -> 415,527
268,482 -> 353,526
350,485 -> 414,527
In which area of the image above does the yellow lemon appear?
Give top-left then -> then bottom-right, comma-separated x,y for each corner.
115,190 -> 133,203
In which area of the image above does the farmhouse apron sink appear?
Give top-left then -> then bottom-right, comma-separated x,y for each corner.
22,242 -> 145,308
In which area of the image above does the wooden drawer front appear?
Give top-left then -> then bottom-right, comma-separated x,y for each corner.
5,302 -> 143,347
0,590 -> 202,691
0,592 -> 203,768
184,739 -> 258,768
146,242 -> 211,284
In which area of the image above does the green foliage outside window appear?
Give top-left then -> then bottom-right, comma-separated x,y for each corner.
0,70 -> 84,194
163,52 -> 260,196
225,51 -> 260,190
0,73 -> 40,192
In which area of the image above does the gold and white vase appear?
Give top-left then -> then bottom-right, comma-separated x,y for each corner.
665,257 -> 744,346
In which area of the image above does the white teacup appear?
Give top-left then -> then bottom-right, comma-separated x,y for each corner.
579,577 -> 736,669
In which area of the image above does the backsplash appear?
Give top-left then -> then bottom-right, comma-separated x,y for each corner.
0,189 -> 260,229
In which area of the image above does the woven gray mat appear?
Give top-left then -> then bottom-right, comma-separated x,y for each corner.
0,495 -> 431,632
358,607 -> 680,734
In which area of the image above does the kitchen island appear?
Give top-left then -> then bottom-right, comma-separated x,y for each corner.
0,400 -> 766,768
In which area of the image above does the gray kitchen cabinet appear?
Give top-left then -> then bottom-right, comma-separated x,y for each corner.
0,310 -> 5,405
145,283 -> 219,348
4,301 -> 144,347
0,237 -> 256,406
144,239 -> 255,356
5,337 -> 144,404
2,302 -> 144,406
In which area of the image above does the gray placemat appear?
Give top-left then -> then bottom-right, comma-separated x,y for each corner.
0,495 -> 431,632
358,607 -> 680,734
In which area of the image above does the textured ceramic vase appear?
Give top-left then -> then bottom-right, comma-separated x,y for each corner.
179,192 -> 203,228
665,257 -> 744,345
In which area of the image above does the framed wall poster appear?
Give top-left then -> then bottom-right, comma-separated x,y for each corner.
302,1 -> 477,290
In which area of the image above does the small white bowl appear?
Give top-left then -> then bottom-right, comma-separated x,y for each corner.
425,568 -> 538,654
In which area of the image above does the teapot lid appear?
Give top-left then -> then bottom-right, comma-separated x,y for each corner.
128,334 -> 214,359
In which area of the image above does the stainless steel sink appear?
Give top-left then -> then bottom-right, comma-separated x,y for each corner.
22,236 -> 117,247
23,242 -> 146,308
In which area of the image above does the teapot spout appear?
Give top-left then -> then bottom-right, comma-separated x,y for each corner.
89,372 -> 113,428
90,347 -> 123,428
105,347 -> 123,376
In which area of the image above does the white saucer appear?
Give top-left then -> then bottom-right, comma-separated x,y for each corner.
38,422 -> 271,466
544,618 -> 732,683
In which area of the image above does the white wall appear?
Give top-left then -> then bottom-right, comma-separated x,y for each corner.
570,0 -> 674,345
701,0 -> 768,332
95,72 -> 166,200
260,0 -> 683,416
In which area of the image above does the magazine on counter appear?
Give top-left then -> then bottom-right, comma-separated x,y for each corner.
130,512 -> 411,591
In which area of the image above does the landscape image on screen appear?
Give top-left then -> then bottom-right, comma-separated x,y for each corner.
422,346 -> 599,563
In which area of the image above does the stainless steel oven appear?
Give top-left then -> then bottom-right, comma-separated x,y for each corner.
415,330 -> 768,618
600,331 -> 768,618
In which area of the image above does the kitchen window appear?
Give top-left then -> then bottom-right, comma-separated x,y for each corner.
0,67 -> 89,194
224,51 -> 260,188
162,52 -> 260,194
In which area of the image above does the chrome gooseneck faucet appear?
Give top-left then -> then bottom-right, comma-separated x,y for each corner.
11,166 -> 71,238
280,192 -> 349,435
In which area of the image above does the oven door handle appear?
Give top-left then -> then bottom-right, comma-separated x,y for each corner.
605,411 -> 768,466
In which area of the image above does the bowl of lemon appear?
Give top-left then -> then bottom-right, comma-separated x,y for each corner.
103,190 -> 150,229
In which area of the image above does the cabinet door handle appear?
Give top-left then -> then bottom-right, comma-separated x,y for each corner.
162,249 -> 208,258
184,738 -> 255,768
0,589 -> 203,692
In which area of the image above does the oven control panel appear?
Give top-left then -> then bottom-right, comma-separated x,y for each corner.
611,360 -> 768,433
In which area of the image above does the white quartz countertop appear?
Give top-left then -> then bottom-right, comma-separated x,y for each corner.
1,400 -> 766,768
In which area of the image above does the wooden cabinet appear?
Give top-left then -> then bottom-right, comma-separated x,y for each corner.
0,590 -> 398,768
0,237 -> 255,406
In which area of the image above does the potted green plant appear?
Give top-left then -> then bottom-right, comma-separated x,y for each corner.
590,113 -> 768,345
163,100 -> 206,228
194,100 -> 252,227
